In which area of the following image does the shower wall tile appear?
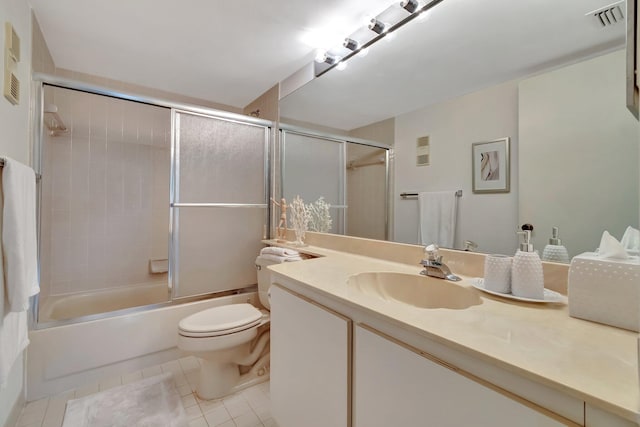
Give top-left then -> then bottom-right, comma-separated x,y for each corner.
41,86 -> 171,296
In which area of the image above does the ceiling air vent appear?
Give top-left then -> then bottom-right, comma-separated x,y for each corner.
587,1 -> 625,27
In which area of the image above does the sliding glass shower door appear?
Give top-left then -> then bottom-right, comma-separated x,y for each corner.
172,111 -> 270,299
281,130 -> 345,234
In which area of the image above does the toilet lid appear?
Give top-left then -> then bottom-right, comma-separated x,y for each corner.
178,303 -> 262,337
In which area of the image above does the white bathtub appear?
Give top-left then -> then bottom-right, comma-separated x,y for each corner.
28,292 -> 259,400
38,282 -> 169,323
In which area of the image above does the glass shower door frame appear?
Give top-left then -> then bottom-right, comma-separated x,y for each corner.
170,109 -> 271,300
30,73 -> 273,328
280,128 -> 348,235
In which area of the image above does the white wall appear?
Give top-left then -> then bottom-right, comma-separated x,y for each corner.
519,50 -> 639,257
394,81 -> 519,255
0,0 -> 32,425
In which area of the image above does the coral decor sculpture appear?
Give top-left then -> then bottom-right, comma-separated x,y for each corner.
307,197 -> 332,233
289,195 -> 311,246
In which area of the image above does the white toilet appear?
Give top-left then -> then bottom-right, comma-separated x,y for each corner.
177,255 -> 277,400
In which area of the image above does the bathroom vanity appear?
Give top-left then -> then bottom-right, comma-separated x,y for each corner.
266,236 -> 639,427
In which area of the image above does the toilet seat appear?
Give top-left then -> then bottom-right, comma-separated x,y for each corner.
179,303 -> 262,338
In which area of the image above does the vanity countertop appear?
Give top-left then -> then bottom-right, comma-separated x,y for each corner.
265,242 -> 639,423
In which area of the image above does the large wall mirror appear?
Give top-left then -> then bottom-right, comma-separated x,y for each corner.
279,0 -> 640,259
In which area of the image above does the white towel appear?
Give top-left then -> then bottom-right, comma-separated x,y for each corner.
0,161 -> 31,387
2,157 -> 39,312
260,247 -> 300,257
259,254 -> 303,263
0,311 -> 29,387
418,191 -> 458,248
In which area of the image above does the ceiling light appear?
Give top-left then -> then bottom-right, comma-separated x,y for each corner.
368,19 -> 387,35
336,61 -> 348,71
316,52 -> 340,65
314,49 -> 328,63
400,0 -> 419,14
343,38 -> 359,51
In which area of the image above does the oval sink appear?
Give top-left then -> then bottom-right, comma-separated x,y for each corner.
347,272 -> 482,310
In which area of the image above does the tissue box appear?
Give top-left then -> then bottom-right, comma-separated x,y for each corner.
568,253 -> 640,332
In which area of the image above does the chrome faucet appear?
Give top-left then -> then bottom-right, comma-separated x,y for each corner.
420,244 -> 461,281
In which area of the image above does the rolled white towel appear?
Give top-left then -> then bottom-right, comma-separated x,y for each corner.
259,254 -> 303,263
261,247 -> 300,257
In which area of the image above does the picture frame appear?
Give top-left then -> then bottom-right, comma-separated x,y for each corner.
472,137 -> 510,193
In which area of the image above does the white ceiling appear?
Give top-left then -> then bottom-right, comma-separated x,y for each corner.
29,0 -> 625,119
280,0 -> 626,130
28,0 -> 394,108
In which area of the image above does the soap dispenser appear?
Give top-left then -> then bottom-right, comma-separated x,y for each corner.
511,230 -> 545,299
542,227 -> 570,263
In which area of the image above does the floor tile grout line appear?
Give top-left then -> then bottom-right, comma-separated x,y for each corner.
16,357 -> 271,427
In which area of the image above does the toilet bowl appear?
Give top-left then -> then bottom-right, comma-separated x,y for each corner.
177,254 -> 279,400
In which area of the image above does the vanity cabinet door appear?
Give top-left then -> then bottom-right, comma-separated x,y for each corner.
585,404 -> 638,427
270,285 -> 351,427
354,325 -> 572,427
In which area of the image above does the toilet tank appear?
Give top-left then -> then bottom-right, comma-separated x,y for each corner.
255,255 -> 282,310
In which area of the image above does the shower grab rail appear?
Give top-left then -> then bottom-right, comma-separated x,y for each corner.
400,190 -> 462,199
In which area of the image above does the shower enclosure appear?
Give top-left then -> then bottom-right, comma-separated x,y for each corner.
280,126 -> 391,240
34,76 -> 271,327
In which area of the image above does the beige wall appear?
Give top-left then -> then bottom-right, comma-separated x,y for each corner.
243,84 -> 279,121
394,81 -> 519,254
519,49 -> 639,257
349,117 -> 395,146
0,1 -> 32,425
54,68 -> 242,114
31,13 -> 54,74
280,117 -> 348,136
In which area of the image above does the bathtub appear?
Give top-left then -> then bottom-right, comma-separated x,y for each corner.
27,291 -> 259,400
38,282 -> 169,323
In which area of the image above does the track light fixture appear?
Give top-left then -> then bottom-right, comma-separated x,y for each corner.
311,0 -> 444,77
400,0 -> 419,14
368,19 -> 387,35
315,52 -> 340,65
343,38 -> 359,51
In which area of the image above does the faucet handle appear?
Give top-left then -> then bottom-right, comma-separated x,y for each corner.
424,244 -> 441,262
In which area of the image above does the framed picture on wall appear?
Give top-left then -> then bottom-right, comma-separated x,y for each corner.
472,137 -> 510,193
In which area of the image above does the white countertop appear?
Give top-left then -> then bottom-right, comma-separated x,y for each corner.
267,243 -> 639,423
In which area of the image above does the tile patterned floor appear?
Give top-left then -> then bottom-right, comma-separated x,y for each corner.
14,356 -> 276,427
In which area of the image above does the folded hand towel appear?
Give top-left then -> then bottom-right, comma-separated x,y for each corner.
260,247 -> 300,257
259,254 -> 303,263
2,157 -> 39,312
418,191 -> 458,247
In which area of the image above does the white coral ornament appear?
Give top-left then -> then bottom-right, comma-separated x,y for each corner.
307,197 -> 332,233
289,195 -> 311,246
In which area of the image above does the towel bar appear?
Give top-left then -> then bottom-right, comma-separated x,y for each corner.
401,190 -> 462,199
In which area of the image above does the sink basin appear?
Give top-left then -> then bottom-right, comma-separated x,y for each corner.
347,272 -> 481,309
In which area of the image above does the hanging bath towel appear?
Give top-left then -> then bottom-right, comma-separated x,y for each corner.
1,157 -> 39,313
418,191 -> 458,248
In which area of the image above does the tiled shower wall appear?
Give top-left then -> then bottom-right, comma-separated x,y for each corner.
40,87 -> 171,296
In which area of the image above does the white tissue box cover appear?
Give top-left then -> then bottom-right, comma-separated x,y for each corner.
568,252 -> 640,332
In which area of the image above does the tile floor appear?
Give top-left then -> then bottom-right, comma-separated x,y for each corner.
14,356 -> 276,427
